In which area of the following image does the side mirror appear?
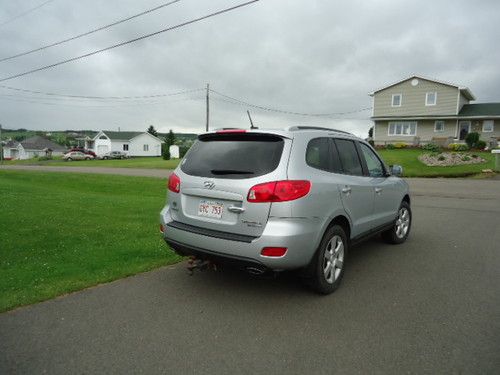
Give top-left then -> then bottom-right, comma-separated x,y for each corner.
390,165 -> 403,177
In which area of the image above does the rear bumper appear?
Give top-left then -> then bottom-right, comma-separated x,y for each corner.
160,205 -> 320,271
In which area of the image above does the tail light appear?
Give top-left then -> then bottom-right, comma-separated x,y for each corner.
261,247 -> 288,257
168,173 -> 181,193
247,180 -> 311,202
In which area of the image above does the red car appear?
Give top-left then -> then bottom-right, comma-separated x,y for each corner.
68,147 -> 97,158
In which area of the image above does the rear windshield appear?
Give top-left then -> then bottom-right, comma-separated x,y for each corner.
181,133 -> 285,179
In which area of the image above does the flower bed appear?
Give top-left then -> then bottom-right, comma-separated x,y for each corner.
418,152 -> 486,166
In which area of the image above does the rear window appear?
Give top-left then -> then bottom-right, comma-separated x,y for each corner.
181,133 -> 285,179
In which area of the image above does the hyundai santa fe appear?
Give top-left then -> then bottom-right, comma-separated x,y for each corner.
160,126 -> 411,294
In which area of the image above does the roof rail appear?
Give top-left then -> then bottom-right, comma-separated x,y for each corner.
286,126 -> 353,135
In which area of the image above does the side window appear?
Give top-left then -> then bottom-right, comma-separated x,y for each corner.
359,143 -> 385,177
306,138 -> 331,171
334,139 -> 363,176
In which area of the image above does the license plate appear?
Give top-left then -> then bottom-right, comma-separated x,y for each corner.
198,200 -> 224,219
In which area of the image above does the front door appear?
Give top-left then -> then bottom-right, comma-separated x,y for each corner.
459,121 -> 471,140
358,142 -> 400,227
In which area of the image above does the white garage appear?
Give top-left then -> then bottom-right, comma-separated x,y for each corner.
86,131 -> 163,157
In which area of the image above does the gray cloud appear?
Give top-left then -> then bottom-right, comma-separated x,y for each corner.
0,0 -> 499,137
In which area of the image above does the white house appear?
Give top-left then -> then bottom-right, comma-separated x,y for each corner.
85,131 -> 163,157
2,136 -> 66,160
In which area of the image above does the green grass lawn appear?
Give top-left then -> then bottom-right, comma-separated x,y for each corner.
3,157 -> 180,170
377,149 -> 496,177
0,170 -> 181,312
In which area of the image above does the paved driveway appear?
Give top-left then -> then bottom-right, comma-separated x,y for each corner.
1,177 -> 499,374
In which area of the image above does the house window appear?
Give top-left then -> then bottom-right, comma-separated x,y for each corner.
391,94 -> 402,107
388,122 -> 417,136
482,120 -> 494,132
123,144 -> 129,151
143,144 -> 149,151
434,121 -> 445,132
426,92 -> 437,106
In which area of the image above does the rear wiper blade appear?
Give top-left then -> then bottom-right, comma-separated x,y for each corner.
210,169 -> 254,175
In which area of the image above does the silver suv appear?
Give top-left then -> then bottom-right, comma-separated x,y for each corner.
160,127 -> 411,294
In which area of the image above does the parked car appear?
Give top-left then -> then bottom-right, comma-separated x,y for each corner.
98,151 -> 129,160
67,147 -> 97,158
160,127 -> 411,294
63,151 -> 94,161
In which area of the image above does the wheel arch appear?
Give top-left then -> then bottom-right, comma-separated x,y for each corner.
402,194 -> 410,205
326,214 -> 351,241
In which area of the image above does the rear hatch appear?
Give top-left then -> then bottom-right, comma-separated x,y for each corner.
170,132 -> 290,237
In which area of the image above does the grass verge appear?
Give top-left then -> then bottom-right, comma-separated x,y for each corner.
0,170 -> 181,313
377,149 -> 495,177
2,157 -> 180,170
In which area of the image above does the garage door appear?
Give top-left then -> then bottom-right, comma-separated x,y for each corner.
97,145 -> 109,154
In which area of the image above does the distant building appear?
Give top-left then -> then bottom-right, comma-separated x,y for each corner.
169,145 -> 180,159
3,136 -> 66,160
370,75 -> 500,146
85,131 -> 163,157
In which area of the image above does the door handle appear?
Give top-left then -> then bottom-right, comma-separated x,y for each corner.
228,206 -> 245,214
375,187 -> 382,194
341,187 -> 352,194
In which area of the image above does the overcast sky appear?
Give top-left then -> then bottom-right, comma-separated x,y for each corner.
0,0 -> 499,137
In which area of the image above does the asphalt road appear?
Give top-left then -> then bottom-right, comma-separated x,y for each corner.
1,177 -> 499,374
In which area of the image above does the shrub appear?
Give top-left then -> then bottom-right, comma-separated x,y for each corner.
472,154 -> 478,158
437,155 -> 446,161
422,143 -> 441,152
461,155 -> 471,162
161,144 -> 170,160
36,156 -> 52,161
386,144 -> 395,150
394,142 -> 407,149
465,132 -> 480,148
448,143 -> 469,151
476,140 -> 486,150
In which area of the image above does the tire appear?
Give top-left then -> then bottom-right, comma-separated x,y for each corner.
85,157 -> 90,160
103,156 -> 108,160
67,158 -> 72,161
382,201 -> 412,244
306,225 -> 348,295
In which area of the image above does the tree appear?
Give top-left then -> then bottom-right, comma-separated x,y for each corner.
147,125 -> 158,137
162,144 -> 170,160
162,129 -> 176,160
167,129 -> 176,146
368,126 -> 373,138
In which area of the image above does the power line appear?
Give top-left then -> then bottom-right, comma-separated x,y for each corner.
0,0 -> 181,63
209,89 -> 373,118
0,0 -> 260,82
0,0 -> 56,28
0,92 -> 204,108
0,85 -> 204,100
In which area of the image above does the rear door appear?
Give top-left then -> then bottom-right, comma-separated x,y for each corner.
170,132 -> 290,237
333,138 -> 375,237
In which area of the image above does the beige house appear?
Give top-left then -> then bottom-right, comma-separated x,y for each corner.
369,75 -> 500,147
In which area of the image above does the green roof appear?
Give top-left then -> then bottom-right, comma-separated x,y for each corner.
101,131 -> 144,140
459,103 -> 500,117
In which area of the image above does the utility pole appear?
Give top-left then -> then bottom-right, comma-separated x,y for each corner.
0,123 -> 3,164
205,83 -> 210,132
